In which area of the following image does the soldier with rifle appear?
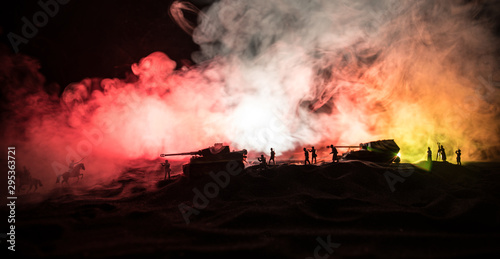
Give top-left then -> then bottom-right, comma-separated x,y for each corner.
455,149 -> 461,165
161,160 -> 172,180
303,148 -> 311,165
328,144 -> 338,162
269,148 -> 276,165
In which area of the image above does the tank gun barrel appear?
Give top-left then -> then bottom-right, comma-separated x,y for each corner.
160,151 -> 201,157
333,145 -> 360,148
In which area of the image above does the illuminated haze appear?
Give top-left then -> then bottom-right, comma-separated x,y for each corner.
180,0 -> 500,160
1,0 -> 499,184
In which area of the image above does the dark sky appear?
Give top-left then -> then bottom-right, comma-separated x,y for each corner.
1,0 -> 499,91
0,0 -> 214,89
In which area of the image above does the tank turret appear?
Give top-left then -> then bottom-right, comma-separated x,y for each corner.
160,143 -> 247,178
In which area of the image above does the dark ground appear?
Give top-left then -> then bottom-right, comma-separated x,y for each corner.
6,161 -> 500,258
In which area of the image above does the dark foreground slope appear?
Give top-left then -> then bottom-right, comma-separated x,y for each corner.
9,161 -> 500,258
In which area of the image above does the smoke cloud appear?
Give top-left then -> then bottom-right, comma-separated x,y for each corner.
1,0 -> 499,186
188,0 -> 500,161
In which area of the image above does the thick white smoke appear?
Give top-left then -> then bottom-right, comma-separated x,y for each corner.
2,0 -> 499,187
181,0 -> 500,160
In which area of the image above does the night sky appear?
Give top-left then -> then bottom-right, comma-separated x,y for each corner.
0,0 -> 214,90
1,0 -> 499,94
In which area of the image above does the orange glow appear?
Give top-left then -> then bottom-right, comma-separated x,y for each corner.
3,1 -> 499,186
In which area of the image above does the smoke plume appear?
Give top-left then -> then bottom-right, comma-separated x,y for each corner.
1,0 -> 499,185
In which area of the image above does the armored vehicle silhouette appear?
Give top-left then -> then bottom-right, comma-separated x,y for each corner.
160,143 -> 247,178
336,139 -> 400,164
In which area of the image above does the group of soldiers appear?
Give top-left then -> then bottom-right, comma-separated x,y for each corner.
257,145 -> 340,168
160,145 -> 339,175
161,142 -> 464,176
426,142 -> 462,165
257,148 -> 276,169
303,145 -> 339,165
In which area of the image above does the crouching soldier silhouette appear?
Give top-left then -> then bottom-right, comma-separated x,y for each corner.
455,149 -> 461,165
258,154 -> 267,169
161,160 -> 171,180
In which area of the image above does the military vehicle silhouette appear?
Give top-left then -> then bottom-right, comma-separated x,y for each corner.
160,143 -> 247,178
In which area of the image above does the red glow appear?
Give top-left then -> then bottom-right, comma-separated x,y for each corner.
2,0 -> 499,187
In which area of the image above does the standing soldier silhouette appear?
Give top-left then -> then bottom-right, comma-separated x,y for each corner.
310,146 -> 317,164
427,147 -> 432,161
303,148 -> 311,165
455,149 -> 462,165
269,148 -> 276,165
161,160 -> 171,180
329,145 -> 338,162
441,145 -> 447,162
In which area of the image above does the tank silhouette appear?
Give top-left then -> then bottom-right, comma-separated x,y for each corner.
336,139 -> 400,164
160,143 -> 247,178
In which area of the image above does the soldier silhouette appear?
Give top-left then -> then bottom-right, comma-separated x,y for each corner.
310,146 -> 317,164
455,149 -> 462,165
436,142 -> 441,161
161,160 -> 171,180
441,145 -> 447,162
427,147 -> 432,161
69,159 -> 77,171
329,145 -> 338,162
303,148 -> 311,165
258,154 -> 267,169
269,148 -> 276,165
69,158 -> 84,172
